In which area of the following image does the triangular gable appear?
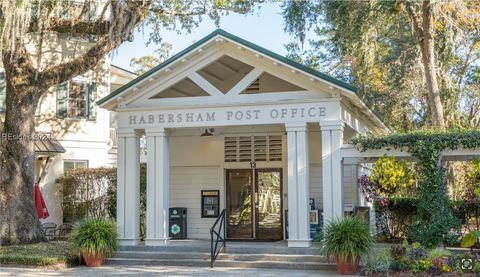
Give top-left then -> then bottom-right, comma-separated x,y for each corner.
151,77 -> 209,98
197,55 -> 253,94
147,54 -> 308,100
97,29 -> 358,107
241,72 -> 306,94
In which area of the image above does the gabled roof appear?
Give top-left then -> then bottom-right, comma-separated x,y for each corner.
97,29 -> 358,106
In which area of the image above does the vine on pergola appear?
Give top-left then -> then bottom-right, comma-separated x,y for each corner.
352,130 -> 480,247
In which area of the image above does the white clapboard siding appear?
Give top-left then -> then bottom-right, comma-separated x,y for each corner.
309,163 -> 323,209
342,164 -> 358,206
309,163 -> 359,211
169,166 -> 222,239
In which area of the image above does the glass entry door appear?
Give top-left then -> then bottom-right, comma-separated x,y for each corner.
226,169 -> 283,240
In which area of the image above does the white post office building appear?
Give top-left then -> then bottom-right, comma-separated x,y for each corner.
98,30 -> 388,248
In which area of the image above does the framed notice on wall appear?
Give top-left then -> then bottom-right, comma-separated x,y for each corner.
309,210 -> 319,225
201,190 -> 219,218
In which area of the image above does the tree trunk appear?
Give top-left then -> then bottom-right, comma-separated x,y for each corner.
0,1 -> 147,244
419,0 -> 445,128
0,52 -> 45,244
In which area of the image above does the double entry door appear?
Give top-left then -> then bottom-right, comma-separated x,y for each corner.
226,168 -> 283,240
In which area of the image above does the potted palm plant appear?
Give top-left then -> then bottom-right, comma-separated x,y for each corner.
320,216 -> 373,274
70,218 -> 118,267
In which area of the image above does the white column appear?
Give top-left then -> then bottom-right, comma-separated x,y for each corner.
320,121 -> 344,224
145,128 -> 170,246
286,123 -> 311,248
116,129 -> 140,246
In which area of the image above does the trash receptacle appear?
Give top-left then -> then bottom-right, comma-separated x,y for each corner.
169,207 -> 187,239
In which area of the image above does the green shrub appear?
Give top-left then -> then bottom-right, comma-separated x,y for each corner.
428,248 -> 450,260
321,216 -> 374,262
353,130 -> 480,247
58,167 -> 117,222
473,260 -> 480,273
69,218 -> 118,258
361,250 -> 392,275
370,155 -> 415,196
374,197 -> 478,243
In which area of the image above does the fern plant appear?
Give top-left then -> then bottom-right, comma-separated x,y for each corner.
69,218 -> 118,258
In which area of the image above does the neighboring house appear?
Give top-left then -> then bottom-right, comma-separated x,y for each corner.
0,2 -> 139,226
0,63 -> 136,226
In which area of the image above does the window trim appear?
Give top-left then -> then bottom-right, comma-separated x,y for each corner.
57,79 -> 97,121
63,159 -> 89,172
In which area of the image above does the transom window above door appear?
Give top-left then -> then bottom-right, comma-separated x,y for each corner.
224,135 -> 282,162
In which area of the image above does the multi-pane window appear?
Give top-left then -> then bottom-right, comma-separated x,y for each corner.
68,81 -> 87,118
57,80 -> 97,120
63,160 -> 88,172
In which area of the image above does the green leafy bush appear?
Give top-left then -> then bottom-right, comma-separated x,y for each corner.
58,167 -> 117,222
70,218 -> 118,258
361,250 -> 392,275
461,230 -> 480,248
321,216 -> 374,262
353,129 -> 480,247
370,155 -> 415,196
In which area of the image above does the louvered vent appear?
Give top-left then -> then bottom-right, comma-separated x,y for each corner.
244,79 -> 260,94
224,135 -> 282,162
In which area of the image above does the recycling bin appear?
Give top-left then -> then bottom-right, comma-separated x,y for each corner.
169,207 -> 187,239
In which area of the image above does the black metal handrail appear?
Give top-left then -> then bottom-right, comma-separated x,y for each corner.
210,209 -> 226,268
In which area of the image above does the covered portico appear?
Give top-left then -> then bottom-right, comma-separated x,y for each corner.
98,30 -> 387,248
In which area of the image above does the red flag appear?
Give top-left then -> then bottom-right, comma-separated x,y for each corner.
34,183 -> 49,219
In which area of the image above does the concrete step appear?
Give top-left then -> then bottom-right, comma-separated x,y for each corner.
114,251 -> 327,263
213,260 -> 336,271
106,257 -> 209,267
113,251 -> 210,260
106,251 -> 336,270
119,245 -> 320,255
217,253 -> 328,263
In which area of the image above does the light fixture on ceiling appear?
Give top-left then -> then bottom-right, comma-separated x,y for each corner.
200,128 -> 214,137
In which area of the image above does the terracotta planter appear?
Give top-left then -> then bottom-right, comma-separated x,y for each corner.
82,251 -> 103,267
335,255 -> 360,275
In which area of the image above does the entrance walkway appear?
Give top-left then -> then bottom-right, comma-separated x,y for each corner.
0,265 -> 353,277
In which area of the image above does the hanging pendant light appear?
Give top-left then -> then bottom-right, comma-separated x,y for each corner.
200,128 -> 214,137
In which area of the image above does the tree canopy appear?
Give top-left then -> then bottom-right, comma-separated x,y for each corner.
282,0 -> 480,131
